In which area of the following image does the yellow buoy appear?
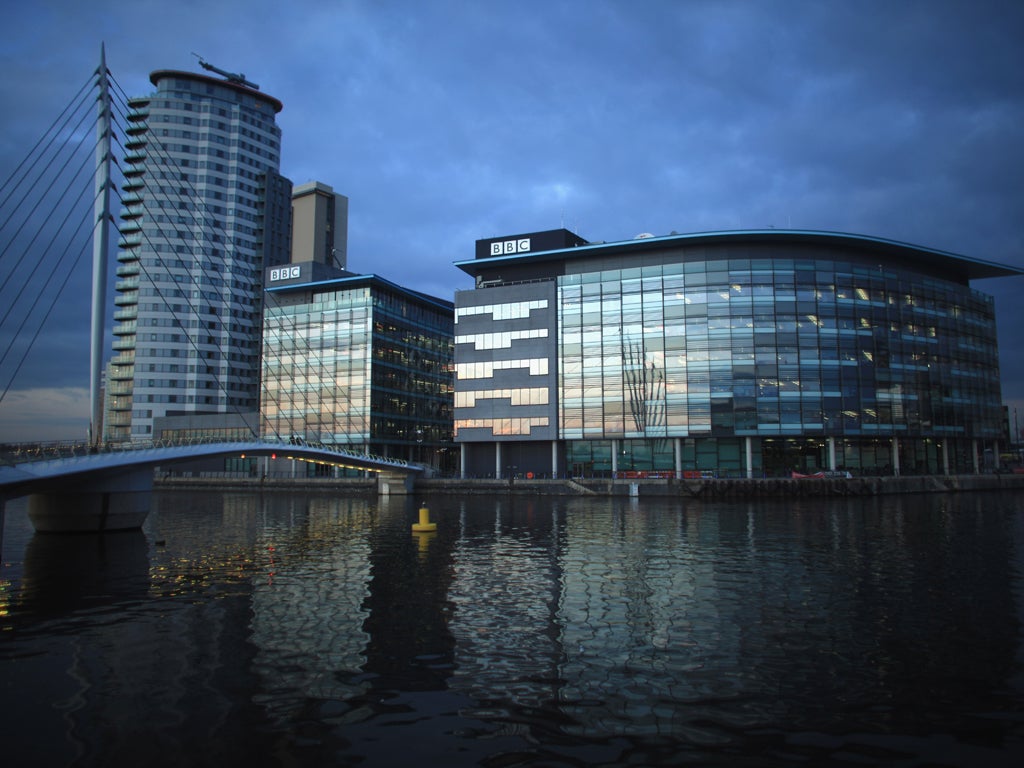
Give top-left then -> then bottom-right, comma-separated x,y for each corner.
412,504 -> 437,532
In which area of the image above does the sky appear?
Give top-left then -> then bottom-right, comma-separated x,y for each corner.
0,0 -> 1022,442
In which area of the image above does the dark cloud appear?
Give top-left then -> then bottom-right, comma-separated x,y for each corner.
1,0 -> 1022,439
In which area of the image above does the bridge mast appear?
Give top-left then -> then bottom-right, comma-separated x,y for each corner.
90,44 -> 113,447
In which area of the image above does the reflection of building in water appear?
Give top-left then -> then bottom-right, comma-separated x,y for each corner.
9,492 -> 269,766
555,501 -> 744,736
359,497 -> 458,690
446,499 -> 564,709
248,496 -> 374,720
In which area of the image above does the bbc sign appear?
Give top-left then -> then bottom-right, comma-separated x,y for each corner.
269,266 -> 301,281
490,238 -> 531,256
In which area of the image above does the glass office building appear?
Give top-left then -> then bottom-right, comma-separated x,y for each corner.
261,267 -> 455,472
454,229 -> 1022,479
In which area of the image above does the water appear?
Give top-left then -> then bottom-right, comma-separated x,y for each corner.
2,490 -> 1023,767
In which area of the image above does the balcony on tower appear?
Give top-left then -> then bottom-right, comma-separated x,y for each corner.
117,231 -> 143,249
124,149 -> 147,165
114,288 -> 138,306
126,97 -> 149,121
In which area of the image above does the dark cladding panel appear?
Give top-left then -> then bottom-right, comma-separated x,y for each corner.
475,228 -> 587,259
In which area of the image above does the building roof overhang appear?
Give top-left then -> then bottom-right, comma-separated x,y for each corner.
454,229 -> 1024,283
265,272 -> 454,313
149,69 -> 284,113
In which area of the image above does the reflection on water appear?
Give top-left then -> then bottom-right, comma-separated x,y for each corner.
2,490 -> 1023,766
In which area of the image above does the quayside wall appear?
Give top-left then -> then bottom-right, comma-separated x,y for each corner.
420,474 -> 1024,498
154,473 -> 1024,497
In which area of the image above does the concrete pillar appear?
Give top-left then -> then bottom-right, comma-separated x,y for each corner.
611,439 -> 618,476
973,439 -> 979,474
892,437 -> 900,477
745,436 -> 753,479
378,471 -> 415,495
551,441 -> 558,478
828,437 -> 837,471
28,490 -> 152,532
460,443 -> 467,479
495,441 -> 502,479
942,441 -> 950,476
674,438 -> 682,479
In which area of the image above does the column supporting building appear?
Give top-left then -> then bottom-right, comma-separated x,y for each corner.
828,437 -> 837,472
892,437 -> 900,477
675,438 -> 682,479
745,436 -> 753,479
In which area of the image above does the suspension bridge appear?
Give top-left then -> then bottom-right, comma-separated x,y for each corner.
0,48 -> 425,531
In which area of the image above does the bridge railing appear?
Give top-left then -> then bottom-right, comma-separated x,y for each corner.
0,436 -> 413,468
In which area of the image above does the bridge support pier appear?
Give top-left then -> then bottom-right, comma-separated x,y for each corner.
27,490 -> 152,532
378,471 -> 416,495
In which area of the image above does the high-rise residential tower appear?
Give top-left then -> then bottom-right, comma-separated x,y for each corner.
105,64 -> 287,441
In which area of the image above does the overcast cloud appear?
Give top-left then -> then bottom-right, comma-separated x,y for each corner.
1,0 -> 1022,441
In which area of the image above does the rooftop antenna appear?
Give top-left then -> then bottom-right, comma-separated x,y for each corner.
191,52 -> 260,90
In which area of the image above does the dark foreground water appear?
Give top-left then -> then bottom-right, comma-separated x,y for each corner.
2,490 -> 1024,767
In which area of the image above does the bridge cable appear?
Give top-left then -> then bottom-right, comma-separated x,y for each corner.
0,72 -> 95,217
0,158 -> 99,356
0,200 -> 95,406
0,116 -> 99,305
0,97 -> 98,273
0,78 -> 101,400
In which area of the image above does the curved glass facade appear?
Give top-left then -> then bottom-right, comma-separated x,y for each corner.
455,231 -> 1018,478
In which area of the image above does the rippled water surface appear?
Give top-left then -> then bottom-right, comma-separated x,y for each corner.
2,490 -> 1024,767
